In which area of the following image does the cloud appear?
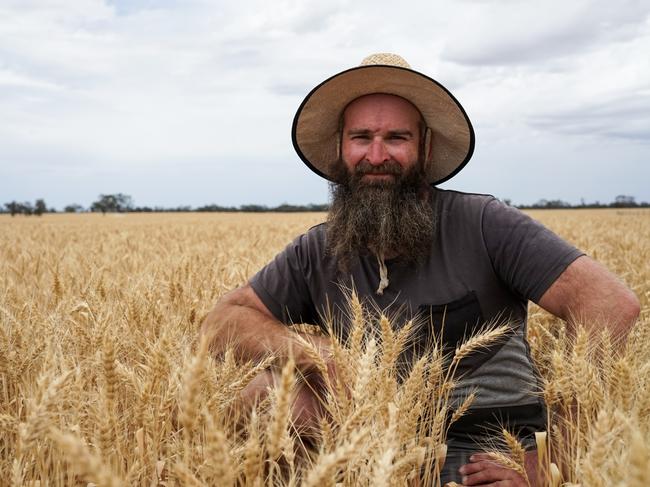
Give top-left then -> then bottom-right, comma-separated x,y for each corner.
243,0 -> 346,36
0,0 -> 648,207
528,92 -> 650,142
0,66 -> 66,92
267,82 -> 312,96
106,0 -> 179,16
442,0 -> 650,66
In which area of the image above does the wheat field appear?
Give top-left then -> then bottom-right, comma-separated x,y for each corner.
1,209 -> 649,486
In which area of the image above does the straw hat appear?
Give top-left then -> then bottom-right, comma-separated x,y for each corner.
291,53 -> 475,185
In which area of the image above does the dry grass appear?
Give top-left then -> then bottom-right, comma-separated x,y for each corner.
1,209 -> 649,486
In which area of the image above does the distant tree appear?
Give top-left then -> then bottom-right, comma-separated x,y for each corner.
196,204 -> 237,212
275,204 -> 301,212
4,201 -> 20,216
612,195 -> 637,207
19,202 -> 34,215
64,204 -> 84,213
240,204 -> 268,212
91,193 -> 133,214
305,203 -> 329,211
34,199 -> 47,216
532,199 -> 570,209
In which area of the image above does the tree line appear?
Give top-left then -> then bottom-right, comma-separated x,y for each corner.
513,195 -> 649,209
1,194 -> 330,215
2,193 -> 648,216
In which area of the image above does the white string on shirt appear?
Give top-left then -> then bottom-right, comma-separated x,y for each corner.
375,252 -> 389,295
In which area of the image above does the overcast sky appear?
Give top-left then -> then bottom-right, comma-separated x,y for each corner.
1,0 -> 649,209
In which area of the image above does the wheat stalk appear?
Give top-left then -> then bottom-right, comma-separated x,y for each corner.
486,451 -> 529,485
266,357 -> 295,461
1,209 -> 648,486
49,428 -> 124,487
302,429 -> 368,487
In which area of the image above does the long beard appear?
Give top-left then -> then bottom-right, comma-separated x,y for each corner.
326,160 -> 436,273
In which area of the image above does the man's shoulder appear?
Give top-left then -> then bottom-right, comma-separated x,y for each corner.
291,222 -> 328,250
433,187 -> 497,203
306,221 -> 327,233
302,222 -> 327,239
432,187 -> 500,216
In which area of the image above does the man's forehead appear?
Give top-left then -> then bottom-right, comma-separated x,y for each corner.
342,93 -> 424,127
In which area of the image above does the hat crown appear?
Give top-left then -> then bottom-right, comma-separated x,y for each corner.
360,53 -> 411,69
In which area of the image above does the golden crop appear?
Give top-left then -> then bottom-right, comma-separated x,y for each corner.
1,209 -> 648,486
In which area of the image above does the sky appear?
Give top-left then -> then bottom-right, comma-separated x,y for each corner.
1,0 -> 649,209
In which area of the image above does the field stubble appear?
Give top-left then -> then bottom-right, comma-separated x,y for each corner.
0,209 -> 649,486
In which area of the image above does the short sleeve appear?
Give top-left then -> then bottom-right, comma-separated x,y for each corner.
482,199 -> 584,302
249,233 -> 318,325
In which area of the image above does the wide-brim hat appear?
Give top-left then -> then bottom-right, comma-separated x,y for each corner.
292,53 -> 475,185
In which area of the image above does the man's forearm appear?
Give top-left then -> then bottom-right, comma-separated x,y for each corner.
538,256 -> 640,346
200,300 -> 294,362
199,285 -> 328,368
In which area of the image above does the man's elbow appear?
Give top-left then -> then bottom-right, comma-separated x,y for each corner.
613,288 -> 641,343
199,294 -> 236,352
199,285 -> 261,353
621,289 -> 641,326
199,305 -> 219,339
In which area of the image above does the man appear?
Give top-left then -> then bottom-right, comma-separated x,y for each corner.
201,53 -> 640,485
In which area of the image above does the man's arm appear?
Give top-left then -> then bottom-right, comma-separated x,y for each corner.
200,284 -> 329,366
459,255 -> 639,485
537,255 -> 640,345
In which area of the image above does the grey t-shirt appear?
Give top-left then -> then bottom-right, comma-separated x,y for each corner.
250,188 -> 583,444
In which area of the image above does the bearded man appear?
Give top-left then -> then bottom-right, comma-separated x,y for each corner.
200,54 -> 639,485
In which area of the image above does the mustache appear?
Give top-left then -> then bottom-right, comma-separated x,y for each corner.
354,161 -> 403,176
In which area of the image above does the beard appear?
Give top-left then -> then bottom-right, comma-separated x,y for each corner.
326,159 -> 436,273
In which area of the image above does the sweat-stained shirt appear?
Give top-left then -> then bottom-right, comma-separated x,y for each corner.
249,188 -> 583,447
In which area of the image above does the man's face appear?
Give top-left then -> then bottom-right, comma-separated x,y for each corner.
340,93 -> 422,185
326,94 -> 434,272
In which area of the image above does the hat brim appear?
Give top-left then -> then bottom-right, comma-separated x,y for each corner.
292,64 -> 475,185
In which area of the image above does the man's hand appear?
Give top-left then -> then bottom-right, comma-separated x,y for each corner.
458,453 -> 532,486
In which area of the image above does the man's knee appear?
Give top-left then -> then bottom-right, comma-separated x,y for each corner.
240,369 -> 277,406
239,369 -> 324,439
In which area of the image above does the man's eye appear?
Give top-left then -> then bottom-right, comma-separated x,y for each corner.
351,135 -> 370,140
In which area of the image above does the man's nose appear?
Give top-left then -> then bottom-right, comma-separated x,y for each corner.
366,138 -> 390,165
